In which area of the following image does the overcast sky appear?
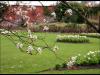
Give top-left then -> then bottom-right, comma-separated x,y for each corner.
4,1 -> 58,6
1,1 -> 100,6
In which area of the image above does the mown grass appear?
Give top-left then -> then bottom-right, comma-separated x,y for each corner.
0,32 -> 100,74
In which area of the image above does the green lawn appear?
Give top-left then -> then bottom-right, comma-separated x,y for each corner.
0,32 -> 100,74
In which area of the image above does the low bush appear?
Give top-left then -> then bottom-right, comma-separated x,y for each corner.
55,64 -> 61,70
65,50 -> 100,69
75,50 -> 100,66
62,63 -> 67,68
54,50 -> 100,70
56,35 -> 89,43
80,33 -> 100,38
27,22 -> 97,33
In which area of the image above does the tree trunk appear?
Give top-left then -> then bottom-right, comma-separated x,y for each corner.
99,16 -> 100,33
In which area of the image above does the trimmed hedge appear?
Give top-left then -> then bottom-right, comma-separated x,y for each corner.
31,23 -> 88,33
25,22 -> 97,33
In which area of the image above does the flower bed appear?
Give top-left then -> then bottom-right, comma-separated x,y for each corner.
54,50 -> 100,70
80,33 -> 100,39
75,50 -> 100,66
56,35 -> 89,43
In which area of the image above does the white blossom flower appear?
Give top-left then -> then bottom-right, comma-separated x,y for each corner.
88,57 -> 91,60
27,29 -> 37,40
28,34 -> 33,38
67,61 -> 74,67
60,9 -> 62,11
32,35 -> 37,41
16,11 -> 20,15
1,30 -> 11,34
43,26 -> 49,31
43,19 -> 46,22
94,51 -> 97,53
16,42 -> 23,48
53,45 -> 59,52
37,47 -> 42,54
90,51 -> 94,54
67,56 -> 77,68
66,9 -> 73,16
27,45 -> 33,54
51,12 -> 56,18
87,51 -> 95,55
27,29 -> 32,35
87,52 -> 90,55
0,29 -> 5,31
71,56 -> 77,62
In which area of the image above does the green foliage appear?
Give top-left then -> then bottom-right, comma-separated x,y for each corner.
55,64 -> 61,70
54,2 -> 67,22
0,2 -> 8,21
55,62 -> 67,70
62,63 -> 67,68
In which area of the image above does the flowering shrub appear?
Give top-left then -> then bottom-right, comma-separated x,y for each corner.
66,56 -> 78,69
55,64 -> 61,70
78,50 -> 100,66
66,50 -> 100,69
56,35 -> 89,43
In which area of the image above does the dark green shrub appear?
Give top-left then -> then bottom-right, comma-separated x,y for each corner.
62,63 -> 67,68
55,64 -> 61,70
